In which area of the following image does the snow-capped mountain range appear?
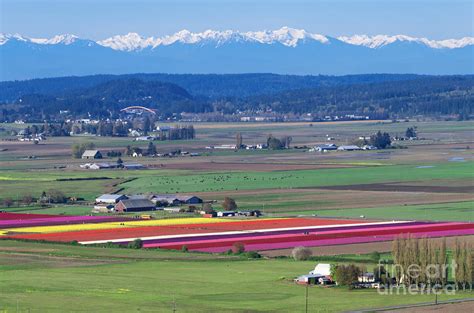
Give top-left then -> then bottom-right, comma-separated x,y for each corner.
1,27 -> 472,81
96,28 -> 331,51
2,27 -> 473,50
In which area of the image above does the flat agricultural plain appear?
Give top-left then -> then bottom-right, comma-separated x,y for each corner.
1,240 -> 474,313
0,120 -> 473,312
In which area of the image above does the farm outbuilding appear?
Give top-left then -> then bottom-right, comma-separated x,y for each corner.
82,150 -> 103,159
123,163 -> 145,170
176,195 -> 203,204
150,195 -> 181,206
315,144 -> 338,152
115,199 -> 156,212
95,194 -> 128,204
150,194 -> 203,206
217,211 -> 236,217
294,274 -> 331,285
296,263 -> 334,285
310,263 -> 331,276
337,145 -> 362,151
89,163 -> 116,170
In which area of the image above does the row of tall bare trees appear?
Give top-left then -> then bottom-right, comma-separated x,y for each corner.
452,238 -> 474,289
392,235 -> 473,288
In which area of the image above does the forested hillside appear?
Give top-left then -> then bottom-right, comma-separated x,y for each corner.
7,79 -> 206,117
0,74 -> 472,121
238,75 -> 474,116
0,73 -> 423,102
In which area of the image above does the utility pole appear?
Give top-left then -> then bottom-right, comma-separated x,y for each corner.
305,283 -> 309,313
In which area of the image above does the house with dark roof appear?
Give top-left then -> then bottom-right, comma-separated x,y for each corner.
150,194 -> 203,206
115,199 -> 156,212
176,195 -> 203,204
150,195 -> 180,206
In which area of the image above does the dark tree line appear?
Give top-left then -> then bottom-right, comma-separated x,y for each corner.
1,75 -> 472,121
266,134 -> 292,150
370,131 -> 392,149
14,122 -> 70,137
0,73 -> 424,102
237,76 -> 474,117
166,125 -> 195,140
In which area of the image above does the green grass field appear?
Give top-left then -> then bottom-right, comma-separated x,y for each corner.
0,169 -> 184,201
290,201 -> 474,222
0,240 -> 472,313
121,161 -> 473,194
1,161 -> 472,216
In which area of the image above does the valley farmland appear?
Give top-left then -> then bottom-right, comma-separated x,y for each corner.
0,119 -> 473,312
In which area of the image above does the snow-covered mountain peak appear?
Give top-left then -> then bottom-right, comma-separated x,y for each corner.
160,29 -> 202,45
244,27 -> 328,47
0,33 -> 79,45
98,32 -> 156,51
29,34 -> 79,45
0,33 -> 29,45
47,34 -> 78,45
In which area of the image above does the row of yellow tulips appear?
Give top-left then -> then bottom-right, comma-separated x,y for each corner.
1,217 -> 234,234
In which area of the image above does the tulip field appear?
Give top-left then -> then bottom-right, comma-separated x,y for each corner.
2,212 -> 473,253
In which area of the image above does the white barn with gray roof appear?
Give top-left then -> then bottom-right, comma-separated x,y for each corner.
95,194 -> 128,204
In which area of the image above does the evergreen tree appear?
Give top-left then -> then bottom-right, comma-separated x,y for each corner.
236,132 -> 243,149
370,131 -> 392,149
143,117 -> 151,135
405,127 -> 417,138
116,158 -> 123,168
147,141 -> 157,156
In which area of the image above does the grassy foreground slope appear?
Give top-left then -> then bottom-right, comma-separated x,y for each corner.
0,241 -> 472,313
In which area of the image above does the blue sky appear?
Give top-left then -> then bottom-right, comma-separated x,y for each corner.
1,0 -> 472,40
